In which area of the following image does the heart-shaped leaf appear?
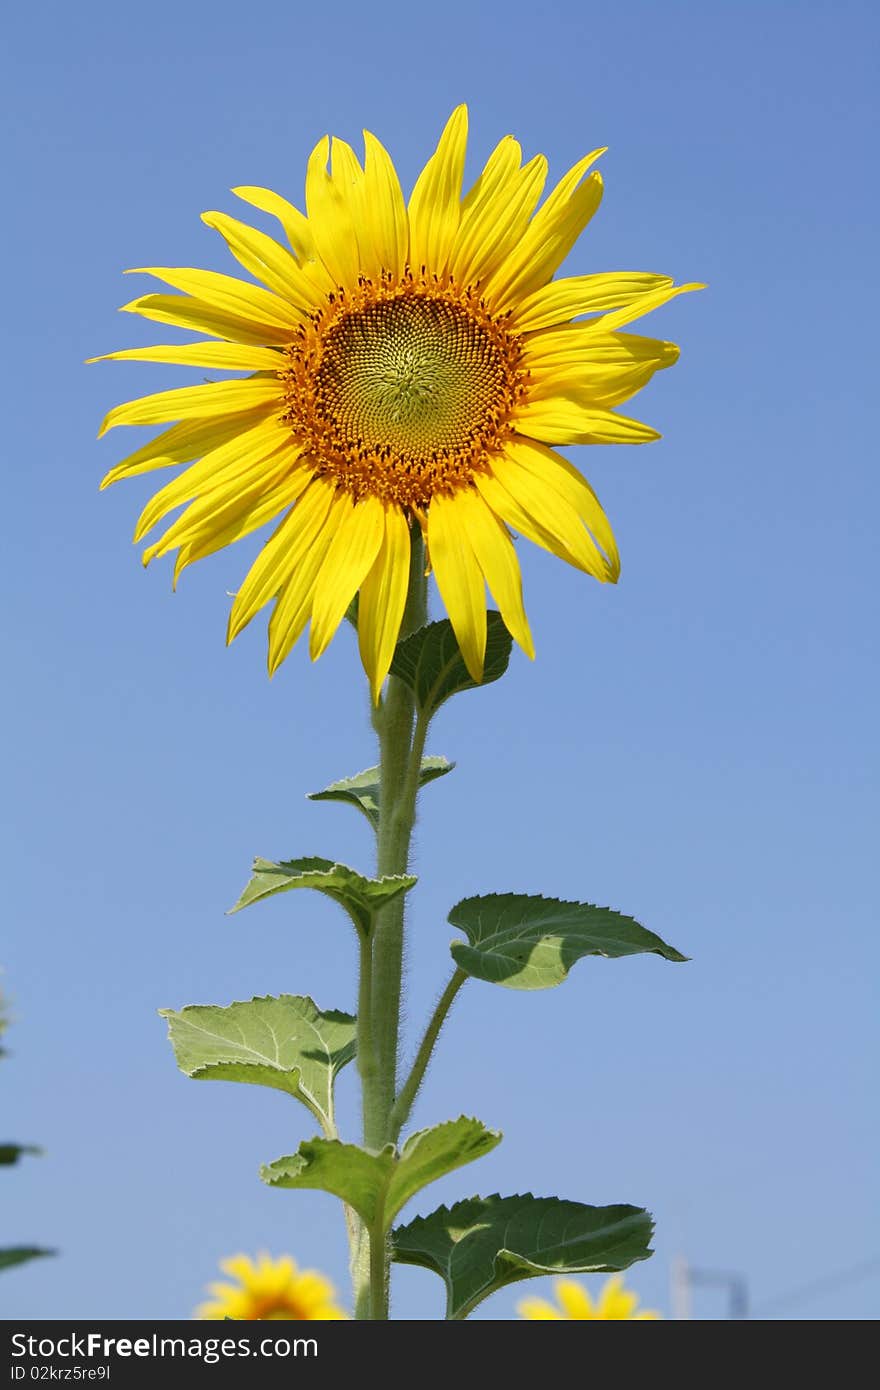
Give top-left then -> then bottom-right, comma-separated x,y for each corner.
309,756 -> 455,829
262,1117 -> 500,1231
229,856 -> 416,936
448,893 -> 687,989
393,1193 -> 654,1319
160,995 -> 355,1133
390,612 -> 513,717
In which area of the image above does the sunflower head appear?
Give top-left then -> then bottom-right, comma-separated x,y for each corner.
195,1252 -> 348,1321
518,1274 -> 661,1320
95,106 -> 700,698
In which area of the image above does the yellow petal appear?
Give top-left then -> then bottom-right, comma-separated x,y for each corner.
287,1271 -> 336,1306
517,1297 -> 564,1320
309,494 -> 386,660
305,136 -> 361,289
143,450 -> 307,564
126,266 -> 302,332
454,488 -> 534,658
172,467 -> 311,587
227,479 -> 335,643
486,149 -> 606,308
200,211 -> 322,311
219,1255 -> 258,1283
133,415 -> 292,540
98,377 -> 281,437
231,186 -> 337,297
600,1287 -> 640,1319
512,272 -> 675,333
99,411 -> 270,489
358,505 -> 411,702
362,130 -> 408,281
503,437 -> 618,577
89,341 -> 284,372
331,134 -> 409,285
524,332 -> 679,410
427,492 -> 487,682
556,1280 -> 595,1319
596,1275 -> 654,1319
513,397 -> 660,445
523,328 -> 679,372
537,366 -> 665,411
460,134 -> 522,218
120,293 -> 294,347
450,149 -> 547,289
476,454 -> 609,580
328,137 -> 375,276
408,105 -> 468,275
268,489 -> 350,673
232,187 -> 318,263
584,281 -> 705,335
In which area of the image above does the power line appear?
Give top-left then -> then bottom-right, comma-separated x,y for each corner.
753,1256 -> 880,1316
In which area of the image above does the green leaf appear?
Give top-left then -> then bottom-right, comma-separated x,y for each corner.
262,1117 -> 500,1232
0,1144 -> 41,1165
263,1138 -> 386,1226
229,856 -> 416,936
159,995 -> 355,1133
308,756 -> 455,830
390,612 -> 513,716
0,1247 -> 54,1273
392,1194 -> 654,1319
448,893 -> 688,989
385,1118 -> 501,1225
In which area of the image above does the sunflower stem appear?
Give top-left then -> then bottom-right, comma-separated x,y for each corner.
350,924 -> 378,1318
389,968 -> 467,1142
348,1210 -> 371,1322
356,930 -> 378,1144
369,530 -> 427,1143
368,1224 -> 389,1321
355,526 -> 427,1318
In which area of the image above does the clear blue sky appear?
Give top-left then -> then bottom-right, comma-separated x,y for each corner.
3,0 -> 877,1321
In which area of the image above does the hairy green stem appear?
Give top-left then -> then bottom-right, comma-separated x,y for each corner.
353,526 -> 427,1319
356,930 -> 378,1141
369,1225 -> 389,1321
368,532 -> 428,1145
389,969 -> 467,1142
352,930 -> 378,1318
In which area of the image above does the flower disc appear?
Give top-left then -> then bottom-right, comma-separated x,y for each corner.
282,277 -> 525,509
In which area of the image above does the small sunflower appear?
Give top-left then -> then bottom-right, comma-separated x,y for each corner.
95,106 -> 700,697
195,1252 -> 348,1321
518,1274 -> 660,1320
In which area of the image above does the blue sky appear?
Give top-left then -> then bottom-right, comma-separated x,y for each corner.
3,0 -> 878,1320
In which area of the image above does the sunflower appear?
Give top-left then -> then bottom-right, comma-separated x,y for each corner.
94,106 -> 700,697
518,1274 -> 660,1320
195,1251 -> 348,1321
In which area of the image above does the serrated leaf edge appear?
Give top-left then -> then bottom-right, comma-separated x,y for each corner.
393,613 -> 512,713
392,1192 -> 655,1319
228,860 -> 418,925
260,1117 -> 501,1228
449,892 -> 689,966
399,1114 -> 501,1157
158,993 -> 355,1031
158,995 -> 355,1124
307,767 -> 382,801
